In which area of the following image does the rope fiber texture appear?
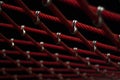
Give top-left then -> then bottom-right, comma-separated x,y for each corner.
0,0 -> 120,80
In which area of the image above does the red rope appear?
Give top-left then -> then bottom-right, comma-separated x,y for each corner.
15,0 -> 84,65
12,2 -> 107,79
0,0 -> 120,79
1,23 -> 120,55
76,0 -> 120,49
15,1 -> 103,79
0,68 -> 120,77
58,0 -> 120,23
0,68 -> 95,73
0,74 -> 114,80
14,0 -> 119,79
0,60 -> 117,71
0,37 -> 120,62
0,33 -> 70,79
1,3 -> 119,39
0,52 -> 38,78
0,10 -> 90,79
45,1 -> 119,70
0,49 -> 111,66
1,67 -> 119,74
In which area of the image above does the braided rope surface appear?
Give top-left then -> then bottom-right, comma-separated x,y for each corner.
0,0 -> 120,80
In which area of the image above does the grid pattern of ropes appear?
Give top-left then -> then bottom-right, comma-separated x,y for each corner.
0,0 -> 120,80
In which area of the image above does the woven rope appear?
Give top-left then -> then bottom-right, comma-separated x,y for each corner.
0,0 -> 120,80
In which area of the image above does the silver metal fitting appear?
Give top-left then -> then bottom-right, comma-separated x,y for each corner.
93,40 -> 97,52
86,57 -> 91,66
10,38 -> 15,47
0,1 -> 4,12
119,34 -> 120,41
66,61 -> 71,69
75,68 -> 80,75
2,49 -> 6,57
95,64 -> 100,72
73,47 -> 78,57
21,25 -> 26,35
72,20 -> 78,34
55,53 -> 59,61
16,59 -> 20,67
35,11 -> 41,24
56,32 -> 61,44
40,42 -> 45,51
106,53 -> 111,63
26,51 -> 30,59
50,68 -> 54,74
40,60 -> 44,68
97,6 -> 104,27
118,62 -> 120,65
42,0 -> 52,6
97,6 -> 104,13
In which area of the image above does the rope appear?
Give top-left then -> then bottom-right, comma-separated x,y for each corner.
1,3 -> 119,38
0,0 -> 120,79
58,0 -> 120,23
44,0 -> 119,70
76,0 -> 120,49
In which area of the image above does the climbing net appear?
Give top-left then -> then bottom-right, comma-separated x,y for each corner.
0,0 -> 120,80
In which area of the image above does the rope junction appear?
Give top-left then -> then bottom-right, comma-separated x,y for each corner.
0,0 -> 120,80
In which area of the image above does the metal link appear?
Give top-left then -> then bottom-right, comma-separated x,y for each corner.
2,49 -> 6,57
75,68 -> 80,75
40,60 -> 44,68
73,47 -> 78,57
55,53 -> 59,61
16,59 -> 21,67
56,32 -> 61,44
119,34 -> 120,42
66,61 -> 71,69
97,6 -> 104,27
42,0 -> 52,6
118,62 -> 120,65
95,64 -> 100,72
72,20 -> 78,34
86,57 -> 91,66
26,51 -> 30,59
40,42 -> 45,51
0,1 -> 3,12
35,11 -> 41,24
93,40 -> 97,52
21,25 -> 26,35
106,53 -> 111,63
11,38 -> 15,47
